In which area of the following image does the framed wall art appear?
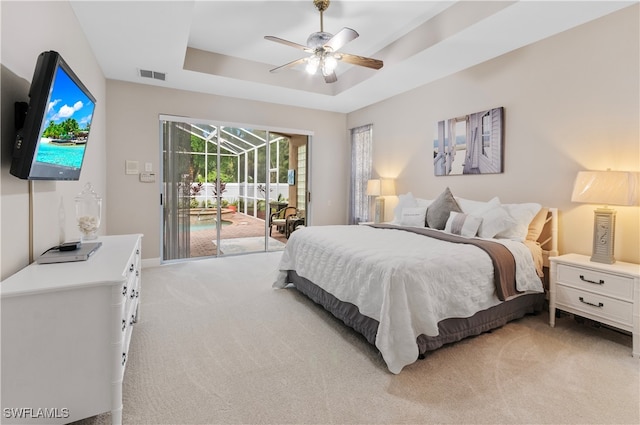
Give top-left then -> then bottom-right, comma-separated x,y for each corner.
433,107 -> 504,176
287,169 -> 295,185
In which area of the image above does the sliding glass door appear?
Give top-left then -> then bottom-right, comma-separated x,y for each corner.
161,119 -> 192,260
160,116 -> 308,262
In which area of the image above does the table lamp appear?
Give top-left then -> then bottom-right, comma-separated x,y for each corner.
571,170 -> 638,264
366,179 -> 382,223
367,178 -> 396,223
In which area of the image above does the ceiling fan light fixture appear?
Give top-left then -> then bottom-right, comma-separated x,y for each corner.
306,56 -> 320,75
264,0 -> 382,83
322,54 -> 338,76
307,31 -> 332,49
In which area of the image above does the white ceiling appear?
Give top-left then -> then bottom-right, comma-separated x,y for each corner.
70,0 -> 635,113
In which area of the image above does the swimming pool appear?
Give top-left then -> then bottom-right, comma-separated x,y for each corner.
190,218 -> 232,230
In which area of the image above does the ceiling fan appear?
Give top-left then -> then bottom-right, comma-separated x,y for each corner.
264,0 -> 383,83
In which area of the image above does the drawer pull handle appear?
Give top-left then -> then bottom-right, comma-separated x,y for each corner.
122,285 -> 127,296
122,319 -> 126,332
129,264 -> 134,272
579,297 -> 603,308
122,353 -> 127,366
579,275 -> 604,285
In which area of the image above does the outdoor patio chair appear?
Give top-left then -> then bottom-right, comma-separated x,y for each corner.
285,215 -> 305,238
269,206 -> 297,236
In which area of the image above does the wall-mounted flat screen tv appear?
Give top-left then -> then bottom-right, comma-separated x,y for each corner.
10,51 -> 96,180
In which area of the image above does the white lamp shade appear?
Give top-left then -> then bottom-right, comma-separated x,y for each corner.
571,170 -> 639,206
366,179 -> 381,196
380,179 -> 396,196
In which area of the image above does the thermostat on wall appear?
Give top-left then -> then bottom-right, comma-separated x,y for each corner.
139,172 -> 156,183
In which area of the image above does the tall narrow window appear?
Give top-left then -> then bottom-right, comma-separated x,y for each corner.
349,124 -> 373,224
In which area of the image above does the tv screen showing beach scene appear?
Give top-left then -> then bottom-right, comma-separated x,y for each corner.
30,63 -> 95,178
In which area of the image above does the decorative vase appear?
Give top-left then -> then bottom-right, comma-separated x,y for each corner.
75,182 -> 102,241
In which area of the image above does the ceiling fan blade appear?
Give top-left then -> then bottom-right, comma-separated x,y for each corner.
323,71 -> 337,84
264,36 -> 313,53
269,57 -> 308,73
323,27 -> 359,52
338,52 -> 384,70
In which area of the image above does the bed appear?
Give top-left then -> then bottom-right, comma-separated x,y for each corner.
274,188 -> 558,373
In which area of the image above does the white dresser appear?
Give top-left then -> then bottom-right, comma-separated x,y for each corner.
1,234 -> 142,424
549,253 -> 640,358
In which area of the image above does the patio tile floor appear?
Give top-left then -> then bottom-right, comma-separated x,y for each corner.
189,212 -> 287,257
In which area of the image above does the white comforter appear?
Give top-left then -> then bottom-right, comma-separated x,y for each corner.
273,225 -> 543,374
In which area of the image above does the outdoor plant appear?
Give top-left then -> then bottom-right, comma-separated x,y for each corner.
190,182 -> 203,198
212,181 -> 227,197
257,184 -> 272,198
190,182 -> 203,209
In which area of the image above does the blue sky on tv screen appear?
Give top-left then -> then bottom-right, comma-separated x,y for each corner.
34,65 -> 96,169
46,65 -> 95,130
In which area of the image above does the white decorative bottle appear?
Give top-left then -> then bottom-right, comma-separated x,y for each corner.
75,183 -> 102,241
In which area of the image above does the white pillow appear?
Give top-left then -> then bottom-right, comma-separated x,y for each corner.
456,196 -> 500,215
393,192 -> 418,223
495,203 -> 542,241
416,198 -> 433,208
399,207 -> 428,227
444,212 -> 483,237
474,205 -> 515,238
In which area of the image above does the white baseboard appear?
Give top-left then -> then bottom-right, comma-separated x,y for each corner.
142,257 -> 161,268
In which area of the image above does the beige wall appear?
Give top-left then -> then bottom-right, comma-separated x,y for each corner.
0,1 -> 107,279
105,82 -> 347,260
347,5 -> 640,263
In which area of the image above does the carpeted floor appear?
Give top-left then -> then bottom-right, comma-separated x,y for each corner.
215,237 -> 285,255
74,252 -> 639,425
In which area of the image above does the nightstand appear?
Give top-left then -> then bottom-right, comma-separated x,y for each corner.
549,253 -> 640,358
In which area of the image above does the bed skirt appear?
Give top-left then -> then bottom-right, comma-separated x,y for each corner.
287,270 -> 545,355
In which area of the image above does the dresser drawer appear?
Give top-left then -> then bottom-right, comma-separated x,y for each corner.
557,264 -> 634,301
124,257 -> 138,283
116,300 -> 137,374
555,284 -> 633,327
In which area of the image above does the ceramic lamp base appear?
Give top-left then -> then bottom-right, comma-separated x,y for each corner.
374,197 -> 385,224
590,207 -> 616,264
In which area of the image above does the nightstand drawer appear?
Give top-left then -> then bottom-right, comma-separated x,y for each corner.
557,264 -> 634,301
556,285 -> 633,327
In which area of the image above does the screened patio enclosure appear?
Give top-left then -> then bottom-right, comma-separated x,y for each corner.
161,116 -> 308,262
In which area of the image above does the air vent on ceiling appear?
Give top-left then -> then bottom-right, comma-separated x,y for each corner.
138,69 -> 166,81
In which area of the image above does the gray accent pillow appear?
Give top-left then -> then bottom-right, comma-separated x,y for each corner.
426,187 -> 462,229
